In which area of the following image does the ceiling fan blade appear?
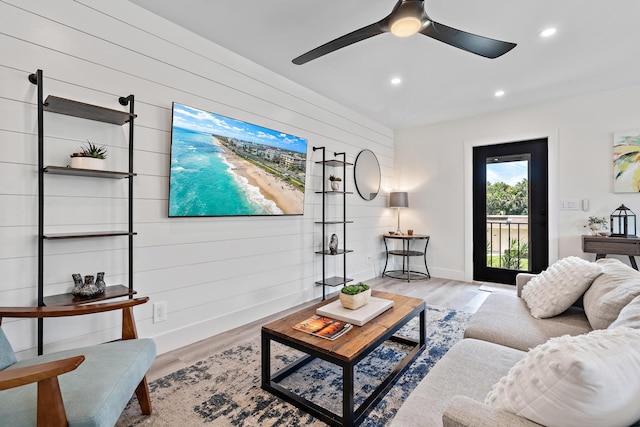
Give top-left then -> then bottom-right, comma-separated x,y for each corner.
292,22 -> 385,65
420,21 -> 516,58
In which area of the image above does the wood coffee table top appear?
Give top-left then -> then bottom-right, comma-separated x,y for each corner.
262,291 -> 425,362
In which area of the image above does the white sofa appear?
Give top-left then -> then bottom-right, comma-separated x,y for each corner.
391,257 -> 640,427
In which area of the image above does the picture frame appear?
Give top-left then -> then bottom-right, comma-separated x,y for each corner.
613,129 -> 640,193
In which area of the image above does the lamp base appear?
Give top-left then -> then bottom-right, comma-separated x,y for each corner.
395,207 -> 404,235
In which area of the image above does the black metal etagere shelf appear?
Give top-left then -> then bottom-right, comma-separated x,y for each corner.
313,146 -> 353,300
29,69 -> 137,354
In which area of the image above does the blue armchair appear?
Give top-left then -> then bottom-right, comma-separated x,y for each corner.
0,297 -> 156,426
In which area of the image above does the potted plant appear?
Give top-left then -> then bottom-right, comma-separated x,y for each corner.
70,141 -> 107,170
339,282 -> 371,310
585,216 -> 609,236
329,174 -> 342,191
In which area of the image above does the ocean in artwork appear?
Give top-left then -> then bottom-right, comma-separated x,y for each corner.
169,127 -> 275,216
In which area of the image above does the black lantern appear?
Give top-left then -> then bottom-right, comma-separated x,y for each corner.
610,204 -> 637,238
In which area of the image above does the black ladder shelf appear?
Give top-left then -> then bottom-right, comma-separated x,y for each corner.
29,69 -> 137,354
313,146 -> 353,300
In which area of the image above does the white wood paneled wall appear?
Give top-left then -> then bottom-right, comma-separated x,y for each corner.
0,0 -> 395,357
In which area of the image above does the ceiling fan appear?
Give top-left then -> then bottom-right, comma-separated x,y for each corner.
292,0 -> 516,65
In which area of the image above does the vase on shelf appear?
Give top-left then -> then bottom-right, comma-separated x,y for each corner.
95,272 -> 106,294
330,181 -> 340,191
329,233 -> 338,254
71,273 -> 83,295
70,156 -> 105,170
71,274 -> 102,298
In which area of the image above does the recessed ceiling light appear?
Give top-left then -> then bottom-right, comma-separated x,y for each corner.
494,90 -> 505,98
539,27 -> 557,38
391,77 -> 402,85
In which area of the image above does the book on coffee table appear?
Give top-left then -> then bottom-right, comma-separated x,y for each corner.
316,297 -> 394,326
292,315 -> 353,340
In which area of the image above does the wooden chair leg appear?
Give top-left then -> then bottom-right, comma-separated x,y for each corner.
37,377 -> 67,426
135,376 -> 152,415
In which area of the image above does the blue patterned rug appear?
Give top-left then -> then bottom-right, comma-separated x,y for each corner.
117,305 -> 470,426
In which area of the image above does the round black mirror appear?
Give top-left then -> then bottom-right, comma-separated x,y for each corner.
354,149 -> 381,201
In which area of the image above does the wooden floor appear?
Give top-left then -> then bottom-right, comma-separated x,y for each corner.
146,276 -> 515,381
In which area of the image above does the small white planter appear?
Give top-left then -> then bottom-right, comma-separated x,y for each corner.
330,181 -> 340,191
339,288 -> 371,310
70,157 -> 105,170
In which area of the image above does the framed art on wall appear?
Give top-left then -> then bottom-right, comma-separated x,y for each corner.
613,130 -> 640,193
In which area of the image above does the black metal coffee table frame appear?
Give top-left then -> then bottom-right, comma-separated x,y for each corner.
261,301 -> 426,427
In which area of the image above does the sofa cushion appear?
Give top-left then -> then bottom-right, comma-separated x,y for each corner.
389,338 -> 526,427
583,258 -> 640,329
464,292 -> 592,351
521,256 -> 602,318
609,294 -> 640,330
0,338 -> 156,427
485,327 -> 640,427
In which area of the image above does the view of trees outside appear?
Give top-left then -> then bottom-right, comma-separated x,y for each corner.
486,179 -> 528,215
486,160 -> 529,270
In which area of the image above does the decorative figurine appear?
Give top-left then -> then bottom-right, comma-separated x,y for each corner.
95,272 -> 106,294
72,273 -> 83,296
329,234 -> 338,254
71,273 -> 105,297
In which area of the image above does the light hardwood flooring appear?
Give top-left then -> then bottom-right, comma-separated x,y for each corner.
146,276 -> 515,381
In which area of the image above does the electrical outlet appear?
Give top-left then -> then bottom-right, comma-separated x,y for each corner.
153,301 -> 167,323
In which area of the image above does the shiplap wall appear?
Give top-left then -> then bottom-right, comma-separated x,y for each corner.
0,0 -> 395,357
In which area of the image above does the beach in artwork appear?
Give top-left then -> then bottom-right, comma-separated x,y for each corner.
169,122 -> 306,217
218,142 -> 304,215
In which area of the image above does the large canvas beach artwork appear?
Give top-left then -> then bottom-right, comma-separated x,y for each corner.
613,130 -> 640,193
169,103 -> 308,216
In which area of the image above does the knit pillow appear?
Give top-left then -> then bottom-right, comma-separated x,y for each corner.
485,327 -> 640,427
521,256 -> 603,318
583,258 -> 640,329
609,294 -> 640,330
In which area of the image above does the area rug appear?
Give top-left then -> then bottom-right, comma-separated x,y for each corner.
117,305 -> 470,426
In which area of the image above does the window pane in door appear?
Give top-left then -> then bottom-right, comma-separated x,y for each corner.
486,157 -> 529,271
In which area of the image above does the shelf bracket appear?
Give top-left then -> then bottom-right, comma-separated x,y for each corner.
118,95 -> 134,106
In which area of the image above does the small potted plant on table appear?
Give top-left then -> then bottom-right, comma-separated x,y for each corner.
329,174 -> 342,191
585,216 -> 609,236
339,282 -> 371,310
70,141 -> 107,170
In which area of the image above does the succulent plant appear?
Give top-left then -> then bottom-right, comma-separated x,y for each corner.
341,282 -> 370,295
71,141 -> 107,159
329,174 -> 342,181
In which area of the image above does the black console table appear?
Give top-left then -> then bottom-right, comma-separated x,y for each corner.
382,234 -> 431,281
582,234 -> 640,270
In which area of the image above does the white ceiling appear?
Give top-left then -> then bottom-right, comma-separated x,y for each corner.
130,0 -> 640,130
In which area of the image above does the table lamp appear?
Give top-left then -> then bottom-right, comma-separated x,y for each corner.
389,192 -> 408,235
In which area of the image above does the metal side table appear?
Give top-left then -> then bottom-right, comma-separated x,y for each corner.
382,233 -> 431,281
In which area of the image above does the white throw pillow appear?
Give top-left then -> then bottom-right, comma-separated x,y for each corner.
521,256 -> 603,318
609,294 -> 640,330
485,328 -> 640,427
584,258 -> 640,329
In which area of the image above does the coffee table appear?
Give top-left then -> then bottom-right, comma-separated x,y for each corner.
261,291 -> 426,426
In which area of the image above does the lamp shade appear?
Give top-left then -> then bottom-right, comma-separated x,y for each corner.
389,192 -> 409,208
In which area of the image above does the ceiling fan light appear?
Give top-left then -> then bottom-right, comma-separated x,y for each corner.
390,16 -> 421,37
